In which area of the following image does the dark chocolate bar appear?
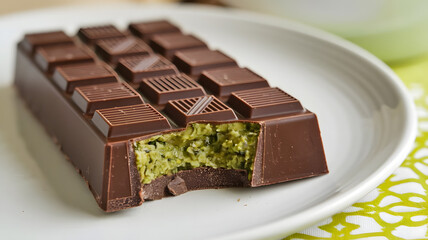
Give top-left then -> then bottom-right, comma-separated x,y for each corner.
14,20 -> 328,212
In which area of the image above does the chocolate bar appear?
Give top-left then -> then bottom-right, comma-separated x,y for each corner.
14,21 -> 328,212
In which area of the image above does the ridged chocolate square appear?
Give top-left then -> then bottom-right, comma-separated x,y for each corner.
129,20 -> 181,42
95,36 -> 152,64
34,44 -> 94,73
199,67 -> 270,97
164,95 -> 237,127
78,25 -> 126,45
173,49 -> 238,77
22,30 -> 74,54
72,82 -> 144,115
227,87 -> 304,118
52,63 -> 118,93
140,74 -> 206,105
116,54 -> 178,83
150,33 -> 207,59
92,104 -> 171,139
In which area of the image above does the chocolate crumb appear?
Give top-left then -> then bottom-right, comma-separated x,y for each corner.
167,176 -> 188,196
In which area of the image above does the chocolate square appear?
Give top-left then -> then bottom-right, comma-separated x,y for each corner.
140,74 -> 206,105
22,30 -> 74,54
78,24 -> 126,45
149,33 -> 207,59
116,54 -> 178,83
72,82 -> 144,115
164,95 -> 237,127
261,113 -> 327,185
92,104 -> 171,139
173,49 -> 238,77
34,44 -> 94,73
95,36 -> 152,65
199,67 -> 270,97
227,87 -> 304,119
129,20 -> 181,42
52,63 -> 118,93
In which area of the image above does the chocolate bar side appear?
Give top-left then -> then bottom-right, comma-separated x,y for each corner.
257,113 -> 328,186
14,44 -> 142,211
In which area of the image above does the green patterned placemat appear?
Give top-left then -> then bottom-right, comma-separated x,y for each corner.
287,56 -> 428,240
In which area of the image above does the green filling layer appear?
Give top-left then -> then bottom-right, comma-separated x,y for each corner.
134,122 -> 260,184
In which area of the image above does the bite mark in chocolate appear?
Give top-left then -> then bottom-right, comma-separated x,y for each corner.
133,122 -> 260,184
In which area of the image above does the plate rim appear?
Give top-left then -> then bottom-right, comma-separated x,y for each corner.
0,3 -> 418,240
197,5 -> 417,240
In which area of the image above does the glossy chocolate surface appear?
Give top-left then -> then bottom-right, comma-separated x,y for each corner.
199,67 -> 270,97
95,36 -> 152,65
52,63 -> 118,93
164,95 -> 237,127
72,82 -> 144,115
140,74 -> 206,105
77,24 -> 126,45
173,49 -> 238,78
92,104 -> 171,139
22,30 -> 74,54
34,44 -> 94,73
116,54 -> 178,83
129,20 -> 181,43
14,21 -> 328,212
228,87 -> 305,119
150,33 -> 208,59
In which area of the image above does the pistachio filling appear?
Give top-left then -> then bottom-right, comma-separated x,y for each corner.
134,122 -> 260,184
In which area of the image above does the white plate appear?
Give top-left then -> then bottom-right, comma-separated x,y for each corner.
0,3 -> 417,240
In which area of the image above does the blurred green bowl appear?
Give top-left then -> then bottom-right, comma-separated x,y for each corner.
221,0 -> 428,63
